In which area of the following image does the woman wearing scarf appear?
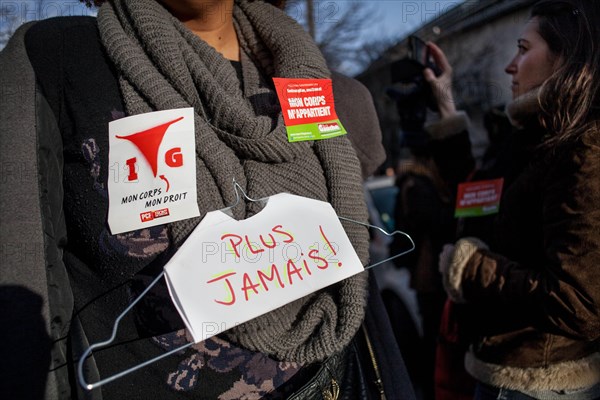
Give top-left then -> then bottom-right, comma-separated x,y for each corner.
0,1 -> 413,398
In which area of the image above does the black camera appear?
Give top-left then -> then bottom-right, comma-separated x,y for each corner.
408,35 -> 439,72
386,36 -> 441,137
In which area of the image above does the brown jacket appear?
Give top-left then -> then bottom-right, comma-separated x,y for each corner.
446,118 -> 600,391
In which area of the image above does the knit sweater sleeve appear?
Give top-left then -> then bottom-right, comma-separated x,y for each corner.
0,21 -> 73,398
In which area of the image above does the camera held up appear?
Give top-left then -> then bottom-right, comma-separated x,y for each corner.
386,36 -> 442,146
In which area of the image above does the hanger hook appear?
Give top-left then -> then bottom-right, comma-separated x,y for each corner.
233,179 -> 257,203
222,179 -> 259,214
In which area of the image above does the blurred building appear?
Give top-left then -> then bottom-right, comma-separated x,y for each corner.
358,0 -> 537,174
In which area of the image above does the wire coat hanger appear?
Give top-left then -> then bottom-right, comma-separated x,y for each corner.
77,179 -> 414,390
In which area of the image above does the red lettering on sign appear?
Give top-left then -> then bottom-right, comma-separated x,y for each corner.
245,235 -> 265,255
259,233 -> 277,249
165,147 -> 183,168
241,273 -> 261,301
302,258 -> 313,276
272,225 -> 294,243
209,225 -> 346,307
221,225 -> 295,259
320,225 -> 337,255
286,259 -> 304,285
308,249 -> 329,270
257,264 -> 285,291
126,157 -> 138,181
221,233 -> 244,258
207,272 -> 238,306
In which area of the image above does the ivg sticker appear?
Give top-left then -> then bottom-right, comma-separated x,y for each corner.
107,108 -> 200,234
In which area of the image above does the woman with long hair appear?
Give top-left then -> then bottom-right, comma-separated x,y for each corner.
439,1 -> 600,399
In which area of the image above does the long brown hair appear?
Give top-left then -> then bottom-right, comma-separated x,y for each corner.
532,0 -> 600,145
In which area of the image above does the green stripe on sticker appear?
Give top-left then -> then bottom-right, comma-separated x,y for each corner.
455,204 -> 499,218
285,119 -> 347,142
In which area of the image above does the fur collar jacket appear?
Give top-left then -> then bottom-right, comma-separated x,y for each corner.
443,91 -> 600,392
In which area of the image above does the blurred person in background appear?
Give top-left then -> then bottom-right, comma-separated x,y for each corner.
390,41 -> 475,400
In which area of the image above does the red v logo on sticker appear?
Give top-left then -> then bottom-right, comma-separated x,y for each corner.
116,116 -> 184,177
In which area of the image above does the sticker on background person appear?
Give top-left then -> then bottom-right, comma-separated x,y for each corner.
455,178 -> 504,218
107,108 -> 200,234
273,77 -> 347,142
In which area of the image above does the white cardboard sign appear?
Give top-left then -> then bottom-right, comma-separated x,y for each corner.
107,108 -> 200,234
164,193 -> 364,343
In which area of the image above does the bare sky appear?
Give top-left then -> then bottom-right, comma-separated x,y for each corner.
1,0 -> 466,68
